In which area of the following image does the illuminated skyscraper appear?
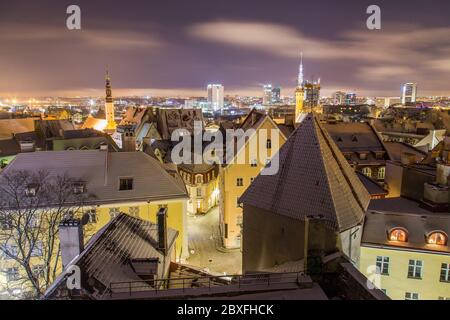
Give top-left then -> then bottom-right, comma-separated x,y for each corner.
207,84 -> 224,111
295,52 -> 305,121
401,83 -> 417,105
271,86 -> 281,103
332,91 -> 346,105
303,79 -> 321,109
104,70 -> 117,132
263,84 -> 273,105
345,92 -> 357,106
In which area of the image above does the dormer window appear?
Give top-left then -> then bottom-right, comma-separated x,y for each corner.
119,178 -> 133,191
72,182 -> 85,194
389,228 -> 408,242
427,232 -> 448,245
25,184 -> 38,197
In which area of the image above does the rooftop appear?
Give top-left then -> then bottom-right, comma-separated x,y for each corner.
362,206 -> 450,254
44,213 -> 178,299
2,150 -> 188,204
239,114 -> 370,232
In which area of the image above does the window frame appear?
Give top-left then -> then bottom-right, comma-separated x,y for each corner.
407,259 -> 423,279
119,177 -> 134,191
376,256 -> 390,275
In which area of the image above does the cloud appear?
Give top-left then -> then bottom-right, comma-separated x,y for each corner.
0,24 -> 162,49
188,21 -> 450,79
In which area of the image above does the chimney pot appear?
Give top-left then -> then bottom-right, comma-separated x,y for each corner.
157,207 -> 168,255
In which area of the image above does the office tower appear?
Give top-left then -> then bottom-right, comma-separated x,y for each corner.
401,83 -> 417,105
263,84 -> 273,105
295,53 -> 305,120
271,86 -> 281,103
332,91 -> 346,105
207,84 -> 224,111
345,92 -> 357,106
303,80 -> 321,109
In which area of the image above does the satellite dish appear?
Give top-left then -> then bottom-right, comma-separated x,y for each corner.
81,213 -> 90,226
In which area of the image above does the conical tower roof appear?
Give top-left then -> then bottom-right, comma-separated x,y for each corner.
239,114 -> 370,232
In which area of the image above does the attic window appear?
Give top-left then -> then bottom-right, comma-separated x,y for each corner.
25,184 -> 38,197
427,232 -> 447,245
389,228 -> 408,242
352,135 -> 358,142
119,178 -> 133,191
337,137 -> 343,142
73,182 -> 85,194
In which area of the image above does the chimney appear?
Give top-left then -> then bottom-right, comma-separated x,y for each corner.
157,207 -> 168,255
59,219 -> 84,269
400,152 -> 417,165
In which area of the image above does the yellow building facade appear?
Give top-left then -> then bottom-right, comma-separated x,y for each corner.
0,198 -> 188,298
360,246 -> 450,300
219,112 -> 287,248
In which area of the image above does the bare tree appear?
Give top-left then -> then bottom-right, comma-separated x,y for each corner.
0,170 -> 90,299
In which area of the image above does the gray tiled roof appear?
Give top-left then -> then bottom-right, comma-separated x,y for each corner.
239,114 -> 370,232
2,150 -> 188,204
362,209 -> 450,254
45,213 -> 178,298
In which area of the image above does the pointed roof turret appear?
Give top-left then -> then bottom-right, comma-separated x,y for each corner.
239,114 -> 370,232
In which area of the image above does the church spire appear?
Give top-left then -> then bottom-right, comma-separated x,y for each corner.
298,52 -> 304,87
105,68 -> 113,103
104,68 -> 116,132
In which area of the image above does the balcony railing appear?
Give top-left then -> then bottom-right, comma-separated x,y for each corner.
108,271 -> 308,299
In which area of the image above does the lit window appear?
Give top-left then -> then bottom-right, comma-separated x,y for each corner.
196,175 -> 203,184
32,265 -> 45,278
109,207 -> 120,220
408,260 -> 423,279
389,228 -> 408,242
129,206 -> 139,217
237,215 -> 243,226
405,292 -> 419,300
377,167 -> 385,180
87,209 -> 97,223
119,178 -> 133,191
427,232 -> 447,245
440,263 -> 450,282
376,256 -> 390,275
362,167 -> 372,177
6,267 -> 20,282
236,178 -> 243,186
0,214 -> 13,230
31,241 -> 43,257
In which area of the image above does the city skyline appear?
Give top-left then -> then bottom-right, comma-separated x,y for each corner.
1,0 -> 450,98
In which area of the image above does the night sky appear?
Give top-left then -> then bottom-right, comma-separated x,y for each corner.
1,0 -> 450,98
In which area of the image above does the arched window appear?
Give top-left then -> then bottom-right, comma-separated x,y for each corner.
389,228 -> 408,242
196,175 -> 203,184
427,232 -> 448,245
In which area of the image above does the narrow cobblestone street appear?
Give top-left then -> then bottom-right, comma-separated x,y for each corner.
185,207 -> 242,275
